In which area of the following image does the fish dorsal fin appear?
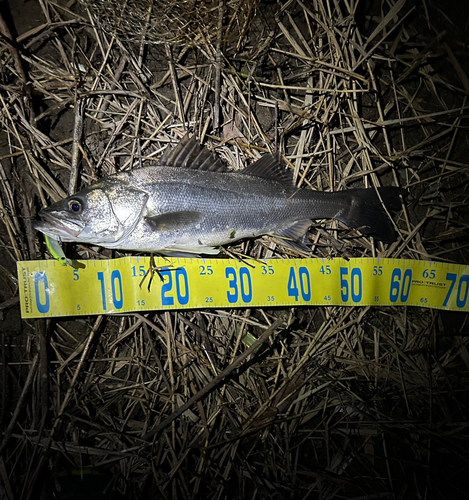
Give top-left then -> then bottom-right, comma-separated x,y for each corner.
242,153 -> 293,184
159,135 -> 227,172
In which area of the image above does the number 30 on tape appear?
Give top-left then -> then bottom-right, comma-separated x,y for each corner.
17,257 -> 469,318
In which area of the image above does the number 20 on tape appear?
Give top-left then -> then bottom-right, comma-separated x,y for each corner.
17,257 -> 469,318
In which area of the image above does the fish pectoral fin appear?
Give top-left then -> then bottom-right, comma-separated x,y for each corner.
272,220 -> 312,253
145,211 -> 204,232
242,153 -> 294,184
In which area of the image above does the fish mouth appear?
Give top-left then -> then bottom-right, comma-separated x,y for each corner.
32,210 -> 84,240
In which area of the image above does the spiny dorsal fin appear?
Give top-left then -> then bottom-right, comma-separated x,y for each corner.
159,135 -> 227,172
242,153 -> 293,184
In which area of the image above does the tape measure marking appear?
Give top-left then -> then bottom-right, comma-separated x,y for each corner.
17,257 -> 469,318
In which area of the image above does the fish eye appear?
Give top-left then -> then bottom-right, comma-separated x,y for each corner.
68,199 -> 82,213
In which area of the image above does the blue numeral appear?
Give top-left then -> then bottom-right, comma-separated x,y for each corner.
443,273 -> 469,308
160,270 -> 174,306
287,267 -> 311,302
319,265 -> 331,275
443,273 -> 457,307
288,267 -> 299,301
225,267 -> 252,303
98,270 -> 123,310
160,268 -> 190,306
97,271 -> 106,310
239,267 -> 253,302
34,272 -> 50,313
457,275 -> 469,308
351,268 -> 362,302
299,267 -> 311,301
225,267 -> 238,303
423,269 -> 436,279
199,265 -> 213,275
111,270 -> 123,309
132,265 -> 145,277
340,267 -> 349,302
340,267 -> 362,303
176,269 -> 189,305
401,269 -> 412,302
390,268 -> 412,303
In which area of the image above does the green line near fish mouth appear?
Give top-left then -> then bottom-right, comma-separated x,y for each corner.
45,235 -> 71,266
45,235 -> 85,269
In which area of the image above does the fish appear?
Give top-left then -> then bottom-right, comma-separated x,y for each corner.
32,135 -> 405,256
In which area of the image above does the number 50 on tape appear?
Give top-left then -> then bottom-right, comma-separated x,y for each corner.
17,257 -> 469,318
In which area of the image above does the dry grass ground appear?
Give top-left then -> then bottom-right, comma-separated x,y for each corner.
1,0 -> 469,498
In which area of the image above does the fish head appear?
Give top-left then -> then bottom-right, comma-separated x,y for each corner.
33,178 -> 149,246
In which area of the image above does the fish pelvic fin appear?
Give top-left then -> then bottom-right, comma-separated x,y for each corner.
336,187 -> 406,243
159,134 -> 227,172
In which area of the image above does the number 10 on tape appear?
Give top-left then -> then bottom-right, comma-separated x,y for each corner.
17,257 -> 469,318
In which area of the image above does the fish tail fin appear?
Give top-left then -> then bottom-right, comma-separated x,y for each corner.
336,187 -> 406,243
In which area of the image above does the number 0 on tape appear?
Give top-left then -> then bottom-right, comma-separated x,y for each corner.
17,257 -> 469,318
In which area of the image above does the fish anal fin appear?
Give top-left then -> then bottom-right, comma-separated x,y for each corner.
272,220 -> 311,252
159,135 -> 227,172
242,153 -> 293,184
145,211 -> 203,232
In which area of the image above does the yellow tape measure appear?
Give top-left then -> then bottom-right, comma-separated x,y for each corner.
17,257 -> 469,318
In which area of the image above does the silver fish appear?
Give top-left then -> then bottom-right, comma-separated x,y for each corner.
33,135 -> 405,255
